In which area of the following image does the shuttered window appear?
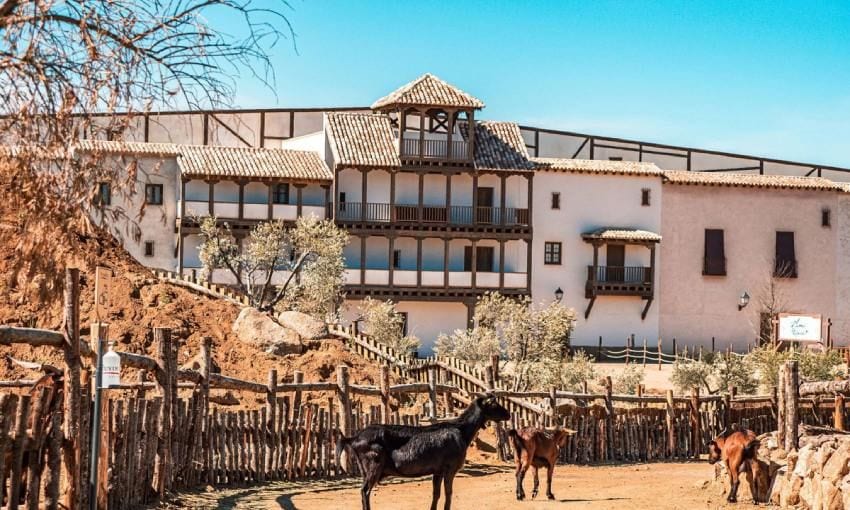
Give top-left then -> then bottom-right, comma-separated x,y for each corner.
544,242 -> 562,265
703,229 -> 726,276
775,231 -> 797,278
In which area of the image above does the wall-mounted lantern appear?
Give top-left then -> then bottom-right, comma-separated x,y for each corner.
738,291 -> 750,311
554,287 -> 564,302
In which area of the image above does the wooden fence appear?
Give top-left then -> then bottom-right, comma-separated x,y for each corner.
3,270 -> 850,508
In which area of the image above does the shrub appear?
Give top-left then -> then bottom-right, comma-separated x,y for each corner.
612,364 -> 645,395
358,298 -> 419,355
671,360 -> 713,393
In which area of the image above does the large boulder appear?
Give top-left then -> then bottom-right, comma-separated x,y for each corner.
233,307 -> 303,355
822,442 -> 850,484
277,311 -> 328,340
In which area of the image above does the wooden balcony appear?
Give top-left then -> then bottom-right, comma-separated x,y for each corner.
400,138 -> 470,164
335,202 -> 529,228
585,265 -> 653,299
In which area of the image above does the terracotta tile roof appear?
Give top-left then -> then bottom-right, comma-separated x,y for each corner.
371,73 -> 484,110
662,170 -> 842,191
582,228 -> 662,243
76,140 -> 332,181
469,121 -> 536,172
325,112 -> 400,169
533,157 -> 663,176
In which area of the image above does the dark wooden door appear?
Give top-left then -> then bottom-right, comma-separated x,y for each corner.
607,244 -> 625,282
476,187 -> 494,223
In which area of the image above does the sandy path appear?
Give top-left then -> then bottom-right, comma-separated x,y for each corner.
159,461 -> 767,509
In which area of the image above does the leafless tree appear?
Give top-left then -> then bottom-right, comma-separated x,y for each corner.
0,0 -> 293,294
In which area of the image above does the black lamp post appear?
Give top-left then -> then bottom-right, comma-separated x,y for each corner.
554,287 -> 564,302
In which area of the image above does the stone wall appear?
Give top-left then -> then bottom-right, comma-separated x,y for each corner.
714,431 -> 850,508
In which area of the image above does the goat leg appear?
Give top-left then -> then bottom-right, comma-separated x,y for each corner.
546,464 -> 556,500
430,474 -> 443,510
443,473 -> 455,510
515,463 -> 528,500
727,459 -> 741,503
531,466 -> 539,499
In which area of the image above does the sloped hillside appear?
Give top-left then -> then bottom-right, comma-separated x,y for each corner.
0,207 -> 382,389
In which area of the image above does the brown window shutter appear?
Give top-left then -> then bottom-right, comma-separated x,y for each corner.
775,232 -> 797,277
703,229 -> 726,275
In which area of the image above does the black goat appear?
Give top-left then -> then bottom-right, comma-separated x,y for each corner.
337,394 -> 511,510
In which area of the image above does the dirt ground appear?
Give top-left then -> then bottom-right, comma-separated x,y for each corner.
158,460 -> 765,509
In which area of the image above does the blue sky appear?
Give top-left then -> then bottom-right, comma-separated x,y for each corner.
217,1 -> 850,167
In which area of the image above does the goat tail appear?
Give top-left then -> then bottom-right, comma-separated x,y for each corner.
508,428 -> 524,458
743,438 -> 761,460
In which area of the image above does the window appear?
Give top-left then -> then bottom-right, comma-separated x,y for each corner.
145,184 -> 163,205
544,242 -> 562,265
775,231 -> 797,278
273,183 -> 290,205
551,192 -> 561,210
393,250 -> 401,269
97,182 -> 111,206
144,241 -> 154,257
823,208 -> 831,227
641,189 -> 651,206
338,191 -> 347,212
703,229 -> 726,276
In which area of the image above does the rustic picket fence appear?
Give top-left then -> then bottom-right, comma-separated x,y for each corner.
4,269 -> 850,509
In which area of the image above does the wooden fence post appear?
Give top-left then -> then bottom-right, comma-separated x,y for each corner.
427,367 -> 437,420
657,337 -> 662,371
604,376 -> 614,461
711,337 -> 715,353
153,327 -> 175,499
62,267 -> 82,510
777,368 -> 787,449
490,354 -> 500,385
673,338 -> 677,361
549,387 -> 557,424
597,336 -> 603,362
293,371 -> 304,417
337,365 -> 351,438
266,368 -> 277,476
666,390 -> 675,458
724,392 -> 732,431
690,387 -> 701,459
380,365 -> 390,423
784,360 -> 799,451
835,394 -> 845,432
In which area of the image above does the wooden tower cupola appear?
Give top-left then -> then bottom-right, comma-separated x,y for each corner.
371,73 -> 484,165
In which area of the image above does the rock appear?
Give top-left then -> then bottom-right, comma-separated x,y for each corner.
780,475 -> 802,507
181,351 -> 221,374
817,443 -> 836,471
277,310 -> 328,340
769,467 -> 786,505
799,475 -> 816,508
822,442 -> 850,484
794,445 -> 815,478
232,307 -> 303,355
822,478 -> 842,510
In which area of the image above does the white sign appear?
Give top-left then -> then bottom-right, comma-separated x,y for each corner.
778,314 -> 822,342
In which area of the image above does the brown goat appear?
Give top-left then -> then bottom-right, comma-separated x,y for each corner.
509,427 -> 572,501
707,428 -> 766,504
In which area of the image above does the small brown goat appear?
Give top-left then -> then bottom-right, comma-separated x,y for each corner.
509,427 -> 572,501
707,428 -> 766,504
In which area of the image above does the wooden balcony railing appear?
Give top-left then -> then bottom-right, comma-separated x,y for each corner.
586,265 -> 653,298
401,138 -> 470,161
335,203 -> 530,227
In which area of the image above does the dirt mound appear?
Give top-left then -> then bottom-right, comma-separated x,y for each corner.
0,209 -> 385,391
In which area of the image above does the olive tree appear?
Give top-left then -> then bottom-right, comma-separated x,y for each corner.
436,292 -> 577,391
357,297 -> 419,355
198,216 -> 347,318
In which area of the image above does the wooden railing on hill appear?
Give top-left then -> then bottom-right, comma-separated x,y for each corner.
153,269 -> 250,306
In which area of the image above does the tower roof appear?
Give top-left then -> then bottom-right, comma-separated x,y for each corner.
371,73 -> 485,111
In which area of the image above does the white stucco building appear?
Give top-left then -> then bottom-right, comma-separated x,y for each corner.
82,73 -> 850,354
